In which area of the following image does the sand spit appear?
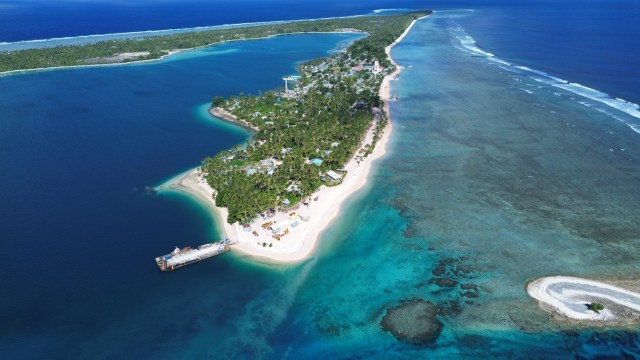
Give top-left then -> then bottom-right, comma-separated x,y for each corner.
527,276 -> 640,325
209,107 -> 260,132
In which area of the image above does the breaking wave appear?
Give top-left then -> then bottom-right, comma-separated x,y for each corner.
450,25 -> 640,135
372,8 -> 414,14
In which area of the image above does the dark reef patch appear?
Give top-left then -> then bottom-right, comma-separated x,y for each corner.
462,291 -> 479,298
435,278 -> 458,288
460,283 -> 478,290
431,266 -> 446,276
380,299 -> 442,345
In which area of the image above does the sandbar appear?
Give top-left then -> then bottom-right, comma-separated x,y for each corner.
527,276 -> 640,324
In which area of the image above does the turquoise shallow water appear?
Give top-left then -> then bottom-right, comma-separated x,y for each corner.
264,13 -> 640,358
2,10 -> 640,359
143,13 -> 640,359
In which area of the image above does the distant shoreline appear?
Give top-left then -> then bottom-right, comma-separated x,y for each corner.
159,15 -> 428,262
0,30 -> 365,77
0,13 -> 370,51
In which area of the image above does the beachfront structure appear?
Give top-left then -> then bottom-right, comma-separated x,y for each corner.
269,220 -> 290,233
326,170 -> 343,181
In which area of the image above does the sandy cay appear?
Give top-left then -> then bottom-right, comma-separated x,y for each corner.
527,276 -> 640,322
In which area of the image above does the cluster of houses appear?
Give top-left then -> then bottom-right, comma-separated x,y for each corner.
244,158 -> 280,176
229,154 -> 342,202
217,47 -> 387,221
282,52 -> 387,100
241,210 -> 311,237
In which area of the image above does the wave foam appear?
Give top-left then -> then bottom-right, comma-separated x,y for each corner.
451,27 -> 495,58
372,8 -> 413,14
449,22 -> 640,134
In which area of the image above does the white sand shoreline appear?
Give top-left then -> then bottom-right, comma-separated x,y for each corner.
158,15 -> 428,262
209,107 -> 260,132
527,276 -> 640,323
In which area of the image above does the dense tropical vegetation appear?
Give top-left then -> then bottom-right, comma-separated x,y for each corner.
0,10 -> 431,224
200,11 -> 431,224
0,12 -> 430,73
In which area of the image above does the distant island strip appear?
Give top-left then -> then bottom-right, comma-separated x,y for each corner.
1,13 -> 427,75
158,11 -> 432,262
1,11 -> 432,263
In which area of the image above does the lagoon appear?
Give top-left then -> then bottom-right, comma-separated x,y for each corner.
0,32 -> 362,359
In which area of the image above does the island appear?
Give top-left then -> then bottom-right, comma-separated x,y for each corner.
158,11 -> 431,262
1,10 -> 432,262
0,12 -> 430,75
527,276 -> 640,327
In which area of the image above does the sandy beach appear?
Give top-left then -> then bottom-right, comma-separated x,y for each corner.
158,16 -> 427,262
159,109 -> 391,262
209,107 -> 260,132
527,276 -> 640,324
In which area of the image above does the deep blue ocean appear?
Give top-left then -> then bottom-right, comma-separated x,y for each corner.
1,1 -> 640,358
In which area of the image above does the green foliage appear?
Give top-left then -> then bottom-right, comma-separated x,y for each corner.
228,159 -> 246,167
0,10 -> 434,224
0,11 -> 431,73
198,11 -> 432,224
588,302 -> 605,313
211,96 -> 225,107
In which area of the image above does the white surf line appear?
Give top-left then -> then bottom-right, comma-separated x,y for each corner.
447,19 -> 640,135
527,276 -> 640,321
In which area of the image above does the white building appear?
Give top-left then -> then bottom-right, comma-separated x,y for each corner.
326,170 -> 342,181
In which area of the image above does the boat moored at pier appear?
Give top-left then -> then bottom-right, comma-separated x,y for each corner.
155,238 -> 234,271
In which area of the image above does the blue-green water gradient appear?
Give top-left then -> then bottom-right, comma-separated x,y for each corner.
0,32 -> 362,359
273,13 -> 640,358
2,10 -> 640,359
